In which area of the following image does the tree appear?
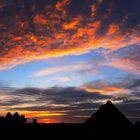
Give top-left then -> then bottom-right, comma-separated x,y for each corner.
20,115 -> 27,124
5,112 -> 13,127
6,112 -> 13,122
13,112 -> 20,125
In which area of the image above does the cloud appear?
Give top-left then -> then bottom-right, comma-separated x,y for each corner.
80,80 -> 131,95
91,4 -> 96,17
117,74 -> 140,90
128,79 -> 140,89
106,57 -> 140,74
0,80 -> 12,90
0,0 -> 140,70
81,86 -> 129,95
55,0 -> 71,11
1,74 -> 140,122
81,75 -> 140,98
55,77 -> 70,82
74,44 -> 140,75
33,65 -> 76,77
33,61 -> 96,77
105,45 -> 140,74
0,86 -> 112,122
32,43 -> 140,78
63,17 -> 80,30
107,24 -> 119,35
116,101 -> 140,122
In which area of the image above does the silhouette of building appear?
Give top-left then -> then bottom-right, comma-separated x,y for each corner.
85,100 -> 132,129
33,119 -> 37,124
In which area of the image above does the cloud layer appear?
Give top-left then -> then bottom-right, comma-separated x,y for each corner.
0,74 -> 140,123
0,0 -> 140,70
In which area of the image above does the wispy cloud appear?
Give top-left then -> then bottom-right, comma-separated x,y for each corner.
0,86 -> 111,122
33,62 -> 97,77
0,74 -> 140,122
55,77 -> 70,82
105,45 -> 140,74
33,43 -> 140,78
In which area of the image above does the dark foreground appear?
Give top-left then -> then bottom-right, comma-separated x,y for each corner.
0,101 -> 140,139
0,123 -> 140,139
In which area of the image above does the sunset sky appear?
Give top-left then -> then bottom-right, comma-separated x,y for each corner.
0,0 -> 140,123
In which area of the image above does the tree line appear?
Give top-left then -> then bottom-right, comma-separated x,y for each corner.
0,112 -> 27,128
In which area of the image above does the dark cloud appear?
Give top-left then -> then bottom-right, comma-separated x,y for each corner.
10,86 -> 111,107
0,86 -> 111,122
113,74 -> 140,90
116,101 -> 140,123
0,83 -> 140,122
81,74 -> 140,91
127,79 -> 140,89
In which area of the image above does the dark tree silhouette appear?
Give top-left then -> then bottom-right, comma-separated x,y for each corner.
0,116 -> 5,127
5,112 -> 13,127
6,112 -> 13,121
20,115 -> 27,124
13,112 -> 20,119
13,112 -> 20,125
0,112 -> 27,128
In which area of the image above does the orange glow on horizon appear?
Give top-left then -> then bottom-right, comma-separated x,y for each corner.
38,118 -> 60,124
0,111 -> 66,124
26,112 -> 66,118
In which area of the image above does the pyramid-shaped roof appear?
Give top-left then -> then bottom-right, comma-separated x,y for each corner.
85,101 -> 132,128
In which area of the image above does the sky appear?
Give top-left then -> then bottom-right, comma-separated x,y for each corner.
0,0 -> 140,123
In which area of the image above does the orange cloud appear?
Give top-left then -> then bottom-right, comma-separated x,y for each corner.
81,85 -> 130,95
106,57 -> 140,74
63,18 -> 80,30
0,32 -> 139,70
108,24 -> 119,35
30,35 -> 38,42
91,4 -> 96,17
55,0 -> 70,11
33,15 -> 48,25
0,1 -> 140,70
